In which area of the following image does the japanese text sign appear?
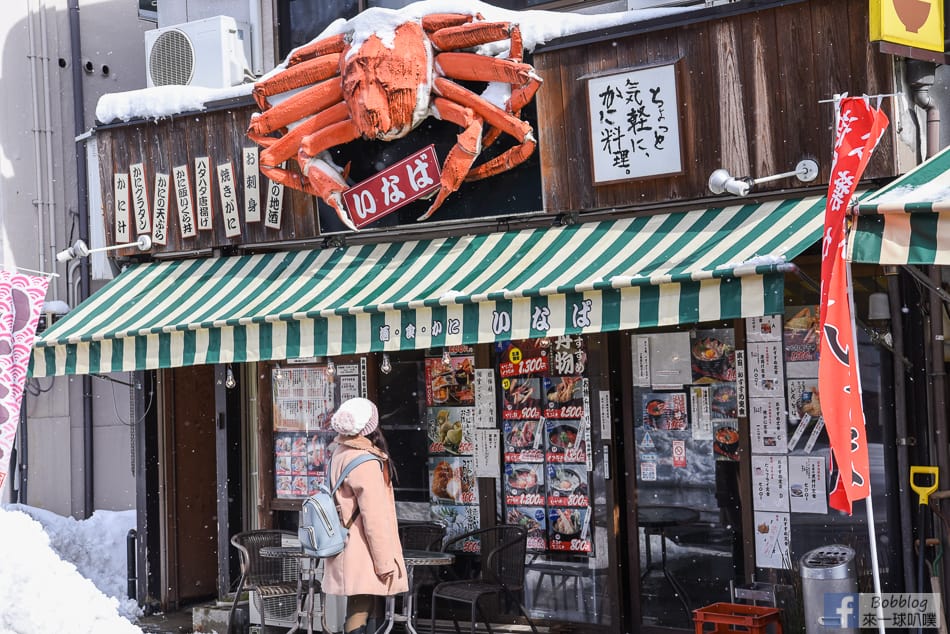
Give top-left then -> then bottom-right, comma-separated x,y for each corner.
342,145 -> 441,229
586,62 -> 682,184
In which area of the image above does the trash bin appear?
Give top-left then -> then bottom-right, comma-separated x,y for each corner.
800,544 -> 858,634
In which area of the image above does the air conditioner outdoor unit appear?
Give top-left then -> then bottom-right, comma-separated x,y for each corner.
145,15 -> 252,89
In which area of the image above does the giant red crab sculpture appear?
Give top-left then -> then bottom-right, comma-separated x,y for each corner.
247,12 -> 542,230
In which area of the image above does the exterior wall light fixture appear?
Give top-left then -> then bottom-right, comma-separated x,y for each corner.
708,159 -> 819,197
56,235 -> 152,262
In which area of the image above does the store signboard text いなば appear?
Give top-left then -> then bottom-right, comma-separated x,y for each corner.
342,145 -> 441,229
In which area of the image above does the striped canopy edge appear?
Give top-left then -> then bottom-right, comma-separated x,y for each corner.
31,195 -> 828,376
849,149 -> 950,264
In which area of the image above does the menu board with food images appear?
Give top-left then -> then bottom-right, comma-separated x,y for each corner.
428,406 -> 474,455
433,504 -> 481,552
784,306 -> 819,377
690,329 -> 737,383
503,419 -> 545,462
641,391 -> 689,431
272,364 -> 366,499
426,349 -> 482,549
549,507 -> 592,552
506,507 -> 548,551
497,337 -> 593,554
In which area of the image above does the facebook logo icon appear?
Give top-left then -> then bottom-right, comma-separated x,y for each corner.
824,593 -> 859,628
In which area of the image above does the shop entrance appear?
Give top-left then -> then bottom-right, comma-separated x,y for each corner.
159,365 -> 219,608
620,327 -> 747,631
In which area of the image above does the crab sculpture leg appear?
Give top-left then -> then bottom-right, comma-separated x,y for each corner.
247,13 -> 543,230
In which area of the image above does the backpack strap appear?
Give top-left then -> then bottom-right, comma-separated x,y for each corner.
328,452 -> 383,528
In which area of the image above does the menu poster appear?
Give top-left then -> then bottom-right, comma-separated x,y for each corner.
495,339 -> 550,378
546,464 -> 590,507
501,377 -> 542,420
275,432 -> 294,456
751,455 -> 790,512
473,429 -> 501,478
504,463 -> 545,506
709,383 -> 738,420
271,366 -> 335,431
784,305 -> 819,375
747,342 -> 785,398
639,391 -> 689,431
746,315 -> 783,342
689,386 -> 713,440
690,329 -> 737,383
429,456 -> 478,505
749,398 -> 787,454
546,419 -> 587,464
291,475 -> 308,497
542,376 -> 584,418
754,510 -> 791,569
425,356 -> 475,406
433,504 -> 481,552
336,361 -> 365,401
548,507 -> 592,553
474,369 -> 497,428
633,336 -> 651,386
276,475 -> 292,496
548,335 -> 587,376
503,419 -> 545,462
788,456 -> 828,514
713,423 -> 740,462
506,506 -> 548,551
275,455 -> 292,476
787,379 -> 822,423
427,406 -> 474,455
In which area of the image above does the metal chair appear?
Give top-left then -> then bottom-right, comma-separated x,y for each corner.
430,525 -> 539,634
227,530 -> 300,634
398,520 -> 447,551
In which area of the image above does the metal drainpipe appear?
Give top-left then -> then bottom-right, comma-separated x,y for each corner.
67,0 -> 94,518
906,57 -> 949,603
888,273 -> 916,591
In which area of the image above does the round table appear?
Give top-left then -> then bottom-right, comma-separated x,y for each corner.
259,546 -> 320,634
376,549 -> 455,634
637,506 -> 700,617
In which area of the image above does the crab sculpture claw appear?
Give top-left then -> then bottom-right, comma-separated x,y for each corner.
248,12 -> 542,230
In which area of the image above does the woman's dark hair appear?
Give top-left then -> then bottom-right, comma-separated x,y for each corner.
365,428 -> 399,484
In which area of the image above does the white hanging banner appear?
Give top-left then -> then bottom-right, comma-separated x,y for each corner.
152,172 -> 170,246
243,147 -> 261,223
217,162 -> 242,238
194,157 -> 213,231
113,173 -> 131,243
172,164 -> 197,238
129,162 -> 151,235
264,171 -> 285,230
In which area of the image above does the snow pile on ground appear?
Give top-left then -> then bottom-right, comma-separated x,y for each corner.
0,505 -> 142,633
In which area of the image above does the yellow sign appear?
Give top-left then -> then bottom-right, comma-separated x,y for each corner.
870,0 -> 945,52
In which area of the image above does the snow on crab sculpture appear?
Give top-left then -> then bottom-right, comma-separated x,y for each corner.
247,12 -> 542,230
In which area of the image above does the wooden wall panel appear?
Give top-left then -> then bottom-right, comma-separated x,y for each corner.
536,0 -> 898,214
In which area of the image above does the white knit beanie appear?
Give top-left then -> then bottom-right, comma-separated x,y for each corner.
330,397 -> 379,436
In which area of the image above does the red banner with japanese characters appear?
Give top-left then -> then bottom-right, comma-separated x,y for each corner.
819,96 -> 888,514
0,271 -> 50,491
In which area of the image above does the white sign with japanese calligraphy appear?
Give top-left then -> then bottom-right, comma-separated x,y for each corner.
753,510 -> 791,569
172,165 -> 197,238
113,173 -> 130,243
474,369 -> 497,429
216,161 -> 242,238
751,454 -> 790,512
194,157 -> 213,231
243,147 -> 261,223
474,428 -> 501,477
265,169 -> 285,230
586,62 -> 682,184
152,172 -> 169,246
747,341 -> 785,398
129,162 -> 151,234
749,397 -> 787,454
788,456 -> 828,514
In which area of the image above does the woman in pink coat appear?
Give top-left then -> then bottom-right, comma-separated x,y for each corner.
323,397 -> 408,634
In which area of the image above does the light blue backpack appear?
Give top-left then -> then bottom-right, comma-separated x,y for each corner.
298,453 -> 382,558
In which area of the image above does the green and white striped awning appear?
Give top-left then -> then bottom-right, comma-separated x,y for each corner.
31,195 -> 828,376
849,145 -> 950,265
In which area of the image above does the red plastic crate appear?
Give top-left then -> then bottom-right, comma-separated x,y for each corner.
693,602 -> 783,634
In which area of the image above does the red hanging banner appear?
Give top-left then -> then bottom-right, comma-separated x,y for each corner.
819,96 -> 889,514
